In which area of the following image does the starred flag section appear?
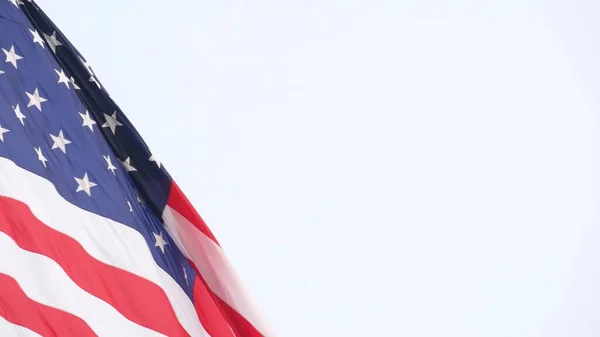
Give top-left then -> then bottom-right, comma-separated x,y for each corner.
26,88 -> 48,111
102,112 -> 123,135
121,157 -> 137,172
0,125 -> 9,142
70,76 -> 81,90
153,232 -> 168,254
75,173 -> 97,196
50,130 -> 72,154
44,31 -> 63,53
55,69 -> 71,88
149,154 -> 161,168
34,147 -> 48,167
12,104 -> 26,126
29,29 -> 45,48
3,45 -> 22,69
79,111 -> 96,131
183,266 -> 189,285
103,155 -> 117,175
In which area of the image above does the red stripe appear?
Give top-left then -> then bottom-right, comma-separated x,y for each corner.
0,273 -> 97,337
0,196 -> 189,337
191,274 -> 236,337
168,182 -> 219,244
215,294 -> 264,337
167,184 -> 266,337
192,271 -> 264,337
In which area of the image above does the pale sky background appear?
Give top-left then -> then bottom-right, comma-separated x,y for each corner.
36,1 -> 600,336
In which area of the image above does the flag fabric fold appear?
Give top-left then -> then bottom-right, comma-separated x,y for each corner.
0,1 -> 270,336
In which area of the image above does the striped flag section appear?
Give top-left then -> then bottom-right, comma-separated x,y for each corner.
0,1 -> 271,336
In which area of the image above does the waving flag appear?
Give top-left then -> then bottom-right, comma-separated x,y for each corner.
0,1 -> 269,336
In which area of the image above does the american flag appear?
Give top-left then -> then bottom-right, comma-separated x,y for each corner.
0,1 -> 270,336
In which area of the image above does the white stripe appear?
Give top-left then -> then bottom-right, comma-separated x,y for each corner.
163,205 -> 273,336
0,316 -> 42,337
0,233 -> 164,337
0,158 -> 208,337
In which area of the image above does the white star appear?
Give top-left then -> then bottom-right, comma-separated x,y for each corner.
34,147 -> 48,167
44,31 -> 62,53
29,29 -> 45,48
149,154 -> 161,168
74,173 -> 97,196
55,69 -> 70,88
12,104 -> 25,125
79,110 -> 96,131
50,130 -> 72,154
70,77 -> 80,90
127,200 -> 133,213
101,112 -> 123,135
183,267 -> 189,285
25,88 -> 47,112
3,45 -> 22,69
153,232 -> 168,254
8,0 -> 24,7
90,75 -> 101,89
0,125 -> 9,142
79,56 -> 94,74
121,157 -> 137,172
76,56 -> 101,88
103,155 -> 117,175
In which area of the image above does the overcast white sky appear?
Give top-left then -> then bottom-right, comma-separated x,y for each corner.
37,1 -> 600,336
